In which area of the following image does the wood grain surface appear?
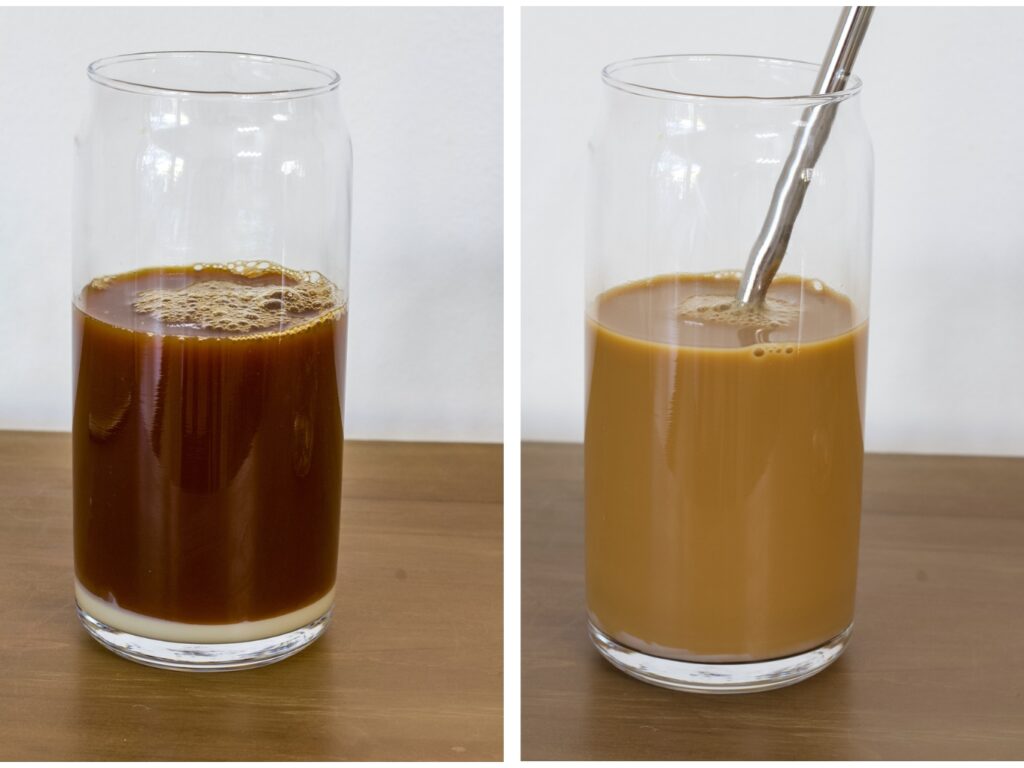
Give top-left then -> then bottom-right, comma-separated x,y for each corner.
522,442 -> 1024,760
0,432 -> 502,761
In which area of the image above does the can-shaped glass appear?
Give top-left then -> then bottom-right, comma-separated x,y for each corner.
72,52 -> 352,671
585,55 -> 872,692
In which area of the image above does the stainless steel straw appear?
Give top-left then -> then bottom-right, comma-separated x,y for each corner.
735,6 -> 874,306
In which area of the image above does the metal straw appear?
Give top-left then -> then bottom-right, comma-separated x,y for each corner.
735,6 -> 874,306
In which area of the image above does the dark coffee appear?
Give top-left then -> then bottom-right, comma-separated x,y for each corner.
73,263 -> 346,637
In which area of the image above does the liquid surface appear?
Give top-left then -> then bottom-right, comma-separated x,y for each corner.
73,264 -> 346,629
585,273 -> 867,662
596,270 -> 854,348
86,261 -> 340,336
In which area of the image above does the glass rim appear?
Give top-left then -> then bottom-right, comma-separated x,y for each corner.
87,50 -> 341,100
602,54 -> 863,105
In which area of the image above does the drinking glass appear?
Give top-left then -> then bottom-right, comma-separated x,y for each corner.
585,55 -> 872,692
72,51 -> 352,670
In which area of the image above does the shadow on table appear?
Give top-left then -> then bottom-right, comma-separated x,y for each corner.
68,630 -> 357,761
578,647 -> 856,760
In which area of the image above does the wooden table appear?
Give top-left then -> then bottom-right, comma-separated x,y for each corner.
0,432 -> 502,761
522,443 -> 1024,760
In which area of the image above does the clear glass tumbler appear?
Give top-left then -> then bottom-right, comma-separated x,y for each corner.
72,51 -> 352,671
585,55 -> 872,692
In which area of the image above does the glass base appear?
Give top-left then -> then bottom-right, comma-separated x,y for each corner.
588,620 -> 851,694
77,606 -> 331,672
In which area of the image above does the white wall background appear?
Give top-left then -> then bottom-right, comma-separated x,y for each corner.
0,6 -> 502,442
523,6 -> 1024,456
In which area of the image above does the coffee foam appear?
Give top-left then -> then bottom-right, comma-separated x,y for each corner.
130,261 -> 337,333
674,295 -> 799,330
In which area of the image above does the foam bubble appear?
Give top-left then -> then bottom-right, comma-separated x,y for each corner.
674,295 -> 799,329
132,262 -> 337,333
89,275 -> 114,291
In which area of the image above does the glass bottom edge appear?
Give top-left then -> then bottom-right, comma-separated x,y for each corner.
77,605 -> 332,672
588,620 -> 852,694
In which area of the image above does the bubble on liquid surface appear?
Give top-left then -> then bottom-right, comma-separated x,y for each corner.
132,261 -> 337,333
674,294 -> 799,329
